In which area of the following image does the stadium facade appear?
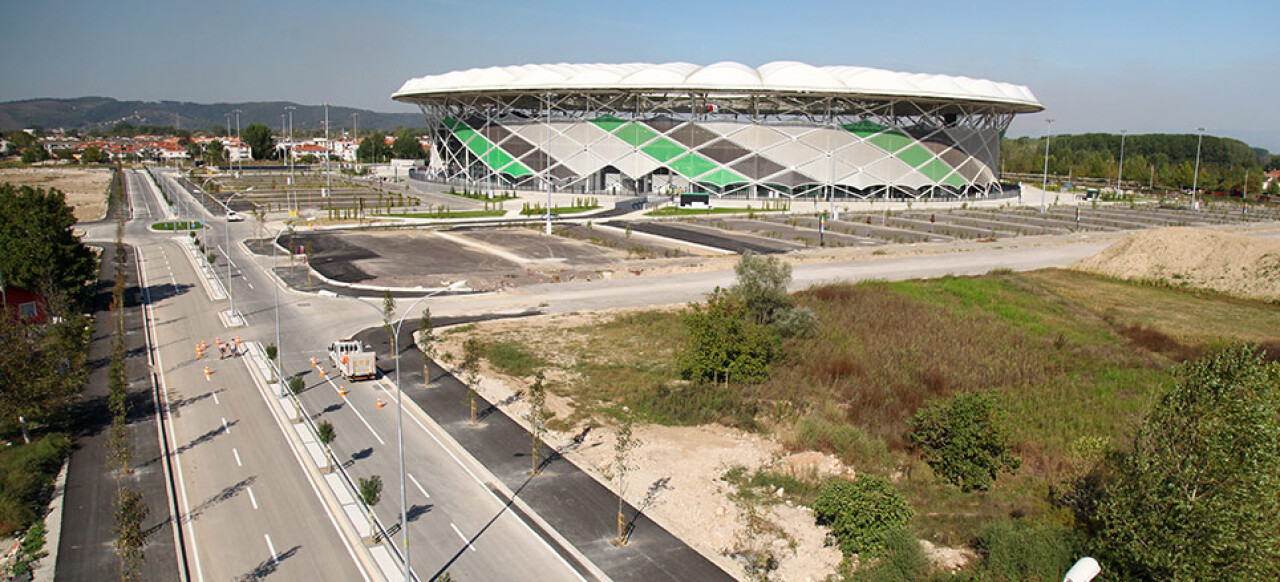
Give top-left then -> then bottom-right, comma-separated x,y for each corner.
392,61 -> 1043,200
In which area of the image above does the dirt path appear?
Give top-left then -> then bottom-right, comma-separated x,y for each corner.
0,167 -> 113,222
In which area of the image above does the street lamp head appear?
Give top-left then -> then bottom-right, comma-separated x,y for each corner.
446,280 -> 467,291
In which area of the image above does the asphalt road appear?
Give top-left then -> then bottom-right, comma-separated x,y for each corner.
114,169 -> 368,581
152,167 -> 588,581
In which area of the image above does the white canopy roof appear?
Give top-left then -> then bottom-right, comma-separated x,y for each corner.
393,61 -> 1043,111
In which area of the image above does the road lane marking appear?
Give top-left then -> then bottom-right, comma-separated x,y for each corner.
324,375 -> 386,445
212,392 -> 219,405
247,486 -> 259,510
233,448 -> 242,467
408,473 -> 429,498
221,417 -> 230,433
450,523 -> 476,552
264,534 -> 278,563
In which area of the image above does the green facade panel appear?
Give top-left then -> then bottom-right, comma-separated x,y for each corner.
443,117 -> 534,177
641,138 -> 685,162
698,168 -> 748,187
896,145 -> 935,169
917,158 -> 953,181
669,153 -> 719,179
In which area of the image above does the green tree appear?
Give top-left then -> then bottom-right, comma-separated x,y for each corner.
416,308 -> 436,387
358,474 -> 383,540
317,420 -> 336,472
609,414 -> 641,546
462,338 -> 481,425
812,475 -> 914,559
677,288 -> 780,384
728,251 -> 792,325
81,146 -> 106,164
0,184 -> 97,307
357,132 -> 391,163
241,123 -> 276,160
906,391 -> 1021,492
20,146 -> 47,164
391,131 -> 423,160
1094,344 -> 1280,581
205,139 -> 225,165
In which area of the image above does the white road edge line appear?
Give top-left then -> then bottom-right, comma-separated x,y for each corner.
233,448 -> 242,467
407,473 -> 429,498
400,386 -> 584,581
247,486 -> 259,510
137,242 -> 205,582
450,523 -> 476,552
265,534 -> 278,564
240,344 -> 372,582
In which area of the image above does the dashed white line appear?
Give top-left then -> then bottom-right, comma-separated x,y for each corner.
264,534 -> 278,563
407,473 -> 429,498
212,392 -> 219,405
450,523 -> 476,552
247,486 -> 259,510
221,417 -> 230,433
326,377 -> 386,445
233,448 -> 242,467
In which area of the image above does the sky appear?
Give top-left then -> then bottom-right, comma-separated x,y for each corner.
3,0 -> 1278,150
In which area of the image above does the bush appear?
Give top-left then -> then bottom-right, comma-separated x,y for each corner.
975,520 -> 1082,582
907,390 -> 1020,492
853,527 -> 930,582
1094,344 -> 1280,580
678,289 -> 780,384
0,434 -> 71,535
482,341 -> 544,377
812,475 -> 914,558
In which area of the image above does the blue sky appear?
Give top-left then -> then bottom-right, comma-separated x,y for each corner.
3,0 -> 1278,150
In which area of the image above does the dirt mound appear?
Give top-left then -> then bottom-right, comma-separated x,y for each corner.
0,167 -> 113,222
1074,227 -> 1280,301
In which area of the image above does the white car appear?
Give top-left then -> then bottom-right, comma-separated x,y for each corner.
226,211 -> 244,222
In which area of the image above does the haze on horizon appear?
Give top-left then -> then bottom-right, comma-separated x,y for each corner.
2,0 -> 1277,150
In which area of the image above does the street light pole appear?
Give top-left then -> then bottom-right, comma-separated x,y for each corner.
1041,118 -> 1054,213
1192,127 -> 1205,210
335,282 -> 465,582
271,225 -> 291,394
1116,130 -> 1127,196
224,186 -> 253,319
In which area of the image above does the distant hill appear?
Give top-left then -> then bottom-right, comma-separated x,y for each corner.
0,97 -> 425,133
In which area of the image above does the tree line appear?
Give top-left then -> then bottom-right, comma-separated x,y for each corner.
1001,132 -> 1279,195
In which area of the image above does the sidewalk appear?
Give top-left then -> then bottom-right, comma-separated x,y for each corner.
55,242 -> 181,581
350,326 -> 734,582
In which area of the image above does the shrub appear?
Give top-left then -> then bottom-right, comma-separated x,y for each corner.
1094,344 -> 1280,581
853,527 -> 929,582
907,390 -> 1020,491
482,341 -> 544,377
975,520 -> 1082,582
677,289 -> 780,384
812,475 -> 914,558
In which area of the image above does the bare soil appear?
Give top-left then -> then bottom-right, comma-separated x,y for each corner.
1074,226 -> 1280,302
0,167 -> 113,222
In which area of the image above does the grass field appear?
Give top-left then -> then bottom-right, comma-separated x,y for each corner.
474,267 -> 1280,545
150,220 -> 205,230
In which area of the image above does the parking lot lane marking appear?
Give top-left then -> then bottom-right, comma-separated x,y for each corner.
233,448 -> 242,467
212,392 -> 219,405
265,534 -> 278,563
450,523 -> 476,552
408,473 -> 429,498
247,486 -> 259,510
222,417 -> 230,433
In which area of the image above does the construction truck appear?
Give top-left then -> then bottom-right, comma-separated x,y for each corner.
328,339 -> 377,381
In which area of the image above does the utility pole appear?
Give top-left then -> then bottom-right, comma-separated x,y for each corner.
324,104 -> 331,197
1191,127 -> 1205,210
1116,130 -> 1127,196
1041,118 -> 1054,213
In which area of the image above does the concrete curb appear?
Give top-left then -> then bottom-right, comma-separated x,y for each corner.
388,377 -> 612,582
30,460 -> 67,582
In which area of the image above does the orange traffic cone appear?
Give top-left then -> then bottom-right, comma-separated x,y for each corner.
338,385 -> 347,397
310,356 -> 317,367
318,367 -> 327,378
376,395 -> 385,409
196,349 -> 204,359
203,366 -> 212,381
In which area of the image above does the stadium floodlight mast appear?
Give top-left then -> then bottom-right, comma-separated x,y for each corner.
326,282 -> 466,582
1116,130 -> 1127,196
1041,118 -> 1054,213
1191,127 -> 1205,210
545,92 -> 552,235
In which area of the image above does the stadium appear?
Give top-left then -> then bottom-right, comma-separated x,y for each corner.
392,61 -> 1043,200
